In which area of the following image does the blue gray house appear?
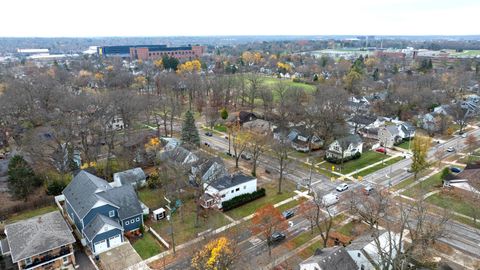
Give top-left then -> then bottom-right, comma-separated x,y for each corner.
63,170 -> 143,254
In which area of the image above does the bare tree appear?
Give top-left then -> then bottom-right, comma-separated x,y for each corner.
272,137 -> 291,194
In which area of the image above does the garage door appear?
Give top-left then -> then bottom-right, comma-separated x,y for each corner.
94,239 -> 109,254
108,234 -> 122,248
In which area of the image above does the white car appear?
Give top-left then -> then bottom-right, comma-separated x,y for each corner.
446,147 -> 455,152
336,183 -> 349,192
461,133 -> 467,138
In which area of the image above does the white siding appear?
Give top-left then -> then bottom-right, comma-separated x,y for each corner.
204,179 -> 257,208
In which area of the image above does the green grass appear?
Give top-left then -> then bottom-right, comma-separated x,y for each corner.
320,151 -> 386,175
392,177 -> 415,191
426,192 -> 477,218
132,233 -> 164,259
395,140 -> 412,150
402,170 -> 444,198
213,124 -> 227,133
352,156 -> 404,178
151,199 -> 230,245
225,181 -> 296,220
262,77 -> 317,94
138,188 -> 166,210
7,205 -> 58,223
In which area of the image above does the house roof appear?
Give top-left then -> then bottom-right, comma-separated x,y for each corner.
114,167 -> 146,186
163,146 -> 197,164
350,115 -> 377,126
83,214 -> 123,241
5,211 -> 75,263
63,170 -> 112,219
346,232 -> 377,250
209,173 -> 255,190
96,185 -> 143,220
453,163 -> 480,191
300,246 -> 358,270
384,125 -> 400,136
336,134 -> 363,148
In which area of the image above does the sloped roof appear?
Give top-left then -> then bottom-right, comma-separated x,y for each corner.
350,115 -> 377,126
83,214 -> 123,241
96,185 -> 143,220
454,163 -> 480,191
336,134 -> 363,149
384,125 -> 400,136
63,170 -> 112,219
5,211 -> 75,263
300,246 -> 358,270
209,173 -> 255,190
114,167 -> 146,186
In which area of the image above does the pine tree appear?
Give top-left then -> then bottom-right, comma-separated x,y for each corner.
181,111 -> 200,147
8,155 -> 40,201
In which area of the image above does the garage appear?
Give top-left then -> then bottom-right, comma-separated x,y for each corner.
108,234 -> 122,248
94,239 -> 108,254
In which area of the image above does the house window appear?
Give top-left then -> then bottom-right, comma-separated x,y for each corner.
136,217 -> 140,222
109,210 -> 115,217
358,252 -> 361,257
131,219 -> 135,223
235,188 -> 240,191
25,258 -> 32,265
125,220 -> 130,225
221,194 -> 226,198
63,256 -> 69,265
231,190 -> 234,193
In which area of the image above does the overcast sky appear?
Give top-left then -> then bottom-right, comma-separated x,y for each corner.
1,0 -> 478,37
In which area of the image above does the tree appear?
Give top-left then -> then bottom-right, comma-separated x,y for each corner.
272,138 -> 291,194
410,135 -> 431,180
191,237 -> 237,270
298,193 -> 335,247
220,108 -> 228,120
465,134 -> 479,162
230,123 -> 250,168
7,155 -> 40,201
248,132 -> 268,177
181,110 -> 200,147
250,204 -> 288,256
449,102 -> 471,134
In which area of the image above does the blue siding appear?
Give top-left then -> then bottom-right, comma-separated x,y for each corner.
122,214 -> 143,232
90,228 -> 123,253
66,199 -> 83,231
83,204 -> 118,228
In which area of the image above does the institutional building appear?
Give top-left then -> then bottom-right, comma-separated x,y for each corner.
97,45 -> 204,60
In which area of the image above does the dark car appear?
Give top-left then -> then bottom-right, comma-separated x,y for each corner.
282,210 -> 295,219
450,167 -> 462,173
270,232 -> 286,243
204,142 -> 210,147
205,132 -> 213,137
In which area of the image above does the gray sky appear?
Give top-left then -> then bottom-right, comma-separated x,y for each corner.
1,0 -> 479,37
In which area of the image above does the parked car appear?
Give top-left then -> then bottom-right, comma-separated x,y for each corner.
376,147 -> 386,154
282,210 -> 295,219
241,153 -> 252,160
205,132 -> 213,137
446,147 -> 455,152
450,167 -> 462,173
461,133 -> 467,138
336,183 -> 349,192
322,193 -> 339,206
363,185 -> 374,195
270,232 -> 286,243
204,142 -> 210,147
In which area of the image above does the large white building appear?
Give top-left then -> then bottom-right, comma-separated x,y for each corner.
202,173 -> 257,209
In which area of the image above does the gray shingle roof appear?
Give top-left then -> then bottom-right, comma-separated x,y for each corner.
209,173 -> 255,190
385,125 -> 400,136
336,134 -> 363,149
63,170 -> 112,219
83,214 -> 123,241
5,211 -> 75,263
300,246 -> 358,270
114,167 -> 146,186
96,185 -> 143,220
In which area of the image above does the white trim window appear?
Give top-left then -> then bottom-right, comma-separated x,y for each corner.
25,257 -> 32,266
136,217 -> 140,222
125,220 -> 130,225
109,210 -> 115,217
63,256 -> 69,265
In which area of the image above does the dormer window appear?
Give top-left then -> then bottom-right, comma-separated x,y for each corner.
109,210 -> 115,217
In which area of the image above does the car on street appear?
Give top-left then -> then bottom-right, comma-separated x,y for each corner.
241,152 -> 252,160
205,132 -> 213,137
322,193 -> 339,206
204,142 -> 210,147
461,133 -> 467,138
450,167 -> 462,173
363,185 -> 374,195
376,147 -> 386,153
270,232 -> 286,243
282,210 -> 295,219
446,147 -> 455,152
224,135 -> 229,139
336,183 -> 349,192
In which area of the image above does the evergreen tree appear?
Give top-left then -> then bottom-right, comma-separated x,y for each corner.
181,111 -> 200,147
7,155 -> 40,201
372,68 -> 379,81
220,108 -> 229,120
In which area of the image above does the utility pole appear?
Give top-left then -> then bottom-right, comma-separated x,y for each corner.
164,196 -> 176,255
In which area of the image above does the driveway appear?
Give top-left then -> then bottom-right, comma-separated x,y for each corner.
74,250 -> 97,270
99,242 -> 148,270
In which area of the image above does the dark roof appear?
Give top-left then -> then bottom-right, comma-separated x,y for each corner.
114,167 -> 146,186
300,246 -> 358,270
453,162 -> 480,191
96,185 -> 143,220
83,214 -> 123,241
63,170 -> 112,219
209,173 -> 256,190
238,111 -> 257,124
5,211 -> 75,263
350,115 -> 377,126
162,146 -> 197,164
336,134 -> 363,149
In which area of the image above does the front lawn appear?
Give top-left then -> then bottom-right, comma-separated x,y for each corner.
320,151 -> 386,175
225,181 -> 296,220
7,205 -> 58,223
352,156 -> 404,178
426,191 -> 478,218
395,140 -> 412,150
132,232 -> 164,259
402,170 -> 444,198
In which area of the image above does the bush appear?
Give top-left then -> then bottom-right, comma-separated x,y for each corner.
326,152 -> 361,164
46,180 -> 67,196
222,188 -> 266,211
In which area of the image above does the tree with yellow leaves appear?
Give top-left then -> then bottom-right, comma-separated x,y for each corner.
144,137 -> 161,166
177,60 -> 202,74
277,62 -> 291,74
191,237 -> 237,270
410,135 -> 432,180
242,51 -> 254,65
153,58 -> 163,69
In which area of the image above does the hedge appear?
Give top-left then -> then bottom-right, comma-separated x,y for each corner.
222,188 -> 266,211
326,152 -> 361,164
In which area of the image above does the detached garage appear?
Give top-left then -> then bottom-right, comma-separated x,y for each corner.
84,215 -> 124,254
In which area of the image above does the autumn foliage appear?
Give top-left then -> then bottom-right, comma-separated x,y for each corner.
191,237 -> 236,270
251,204 -> 288,255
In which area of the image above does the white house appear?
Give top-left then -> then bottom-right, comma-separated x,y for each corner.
299,246 -> 358,270
346,231 -> 402,270
202,173 -> 257,209
326,135 -> 363,160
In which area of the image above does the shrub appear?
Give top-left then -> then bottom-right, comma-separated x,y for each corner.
352,152 -> 362,160
222,188 -> 266,211
46,180 -> 67,196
